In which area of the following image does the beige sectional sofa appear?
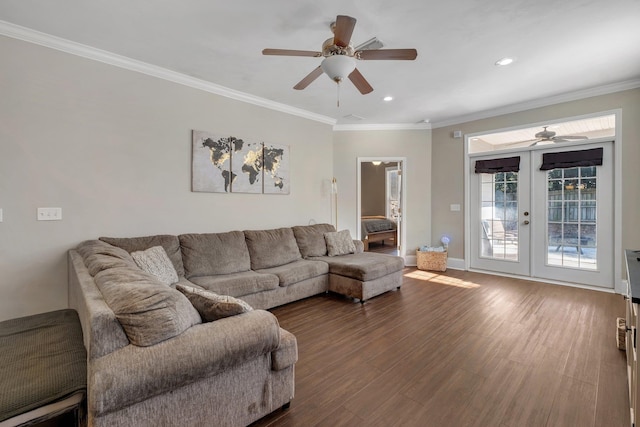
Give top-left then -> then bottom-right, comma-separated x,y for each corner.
68,223 -> 404,426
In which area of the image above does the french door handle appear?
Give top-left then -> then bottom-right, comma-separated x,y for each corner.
523,220 -> 530,225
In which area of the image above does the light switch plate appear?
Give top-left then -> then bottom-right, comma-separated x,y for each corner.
450,204 -> 461,212
37,207 -> 62,221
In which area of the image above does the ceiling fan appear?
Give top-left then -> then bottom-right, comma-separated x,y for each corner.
502,126 -> 589,147
262,15 -> 417,95
528,126 -> 588,146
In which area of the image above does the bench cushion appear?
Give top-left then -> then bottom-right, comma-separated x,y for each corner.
0,309 -> 86,423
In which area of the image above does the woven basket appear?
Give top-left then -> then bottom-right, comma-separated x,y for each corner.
416,250 -> 447,272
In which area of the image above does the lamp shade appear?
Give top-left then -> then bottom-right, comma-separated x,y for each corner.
321,55 -> 356,83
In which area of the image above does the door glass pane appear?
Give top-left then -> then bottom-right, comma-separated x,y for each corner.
480,172 -> 518,261
546,168 -> 597,269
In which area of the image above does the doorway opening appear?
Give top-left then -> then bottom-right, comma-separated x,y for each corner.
357,157 -> 406,258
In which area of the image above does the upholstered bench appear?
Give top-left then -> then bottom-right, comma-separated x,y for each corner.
0,309 -> 87,427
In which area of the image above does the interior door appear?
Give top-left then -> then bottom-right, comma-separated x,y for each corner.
469,153 -> 531,276
386,164 -> 402,248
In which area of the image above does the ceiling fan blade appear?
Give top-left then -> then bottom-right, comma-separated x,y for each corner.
262,49 -> 322,57
500,138 -> 538,147
293,66 -> 324,90
333,15 -> 357,47
357,49 -> 418,60
553,135 -> 588,140
348,68 -> 373,94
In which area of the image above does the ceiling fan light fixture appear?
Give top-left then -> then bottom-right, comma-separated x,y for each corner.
495,57 -> 515,66
321,54 -> 356,83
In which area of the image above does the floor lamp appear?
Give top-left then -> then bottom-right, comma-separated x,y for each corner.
331,177 -> 338,229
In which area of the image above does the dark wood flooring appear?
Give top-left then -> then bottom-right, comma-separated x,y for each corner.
252,268 -> 629,427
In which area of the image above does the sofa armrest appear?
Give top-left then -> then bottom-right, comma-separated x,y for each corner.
272,328 -> 298,371
68,250 -> 130,359
89,309 -> 281,416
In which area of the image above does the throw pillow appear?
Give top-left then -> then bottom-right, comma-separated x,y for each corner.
176,284 -> 253,322
131,246 -> 179,285
324,230 -> 356,256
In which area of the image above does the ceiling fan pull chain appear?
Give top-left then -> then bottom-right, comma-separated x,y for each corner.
337,82 -> 340,107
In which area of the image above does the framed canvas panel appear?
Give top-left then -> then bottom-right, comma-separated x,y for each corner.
230,138 -> 263,194
192,130 -> 232,193
263,143 -> 290,194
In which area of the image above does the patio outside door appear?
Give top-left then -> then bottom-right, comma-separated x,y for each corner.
469,142 -> 614,288
469,153 -> 531,276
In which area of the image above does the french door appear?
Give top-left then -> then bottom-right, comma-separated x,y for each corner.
470,153 -> 531,276
469,142 -> 614,288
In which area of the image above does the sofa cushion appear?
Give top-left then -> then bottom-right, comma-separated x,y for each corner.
100,235 -> 185,277
76,240 -> 137,276
131,246 -> 179,285
244,228 -> 302,270
179,231 -> 250,278
315,252 -> 405,282
292,223 -> 336,258
94,267 -> 201,347
189,271 -> 279,298
256,259 -> 329,287
324,230 -> 356,256
176,284 -> 253,322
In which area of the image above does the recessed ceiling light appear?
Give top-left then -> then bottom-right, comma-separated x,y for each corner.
383,96 -> 393,102
495,57 -> 515,66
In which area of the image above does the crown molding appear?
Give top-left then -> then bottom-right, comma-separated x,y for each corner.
3,20 -> 638,131
333,122 -> 431,131
0,20 -> 337,126
431,79 -> 640,129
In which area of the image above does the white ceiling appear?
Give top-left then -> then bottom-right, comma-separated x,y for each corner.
1,0 -> 639,127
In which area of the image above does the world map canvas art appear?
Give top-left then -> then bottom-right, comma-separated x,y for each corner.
192,130 -> 290,194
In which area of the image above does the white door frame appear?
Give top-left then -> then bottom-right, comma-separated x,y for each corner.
464,109 -> 623,292
357,157 -> 407,258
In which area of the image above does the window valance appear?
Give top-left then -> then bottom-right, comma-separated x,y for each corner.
539,147 -> 603,171
474,156 -> 520,174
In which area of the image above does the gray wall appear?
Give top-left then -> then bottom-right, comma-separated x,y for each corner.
0,36 -> 334,321
2,32 -> 637,321
431,88 -> 640,266
333,130 -> 432,256
361,162 -> 386,216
